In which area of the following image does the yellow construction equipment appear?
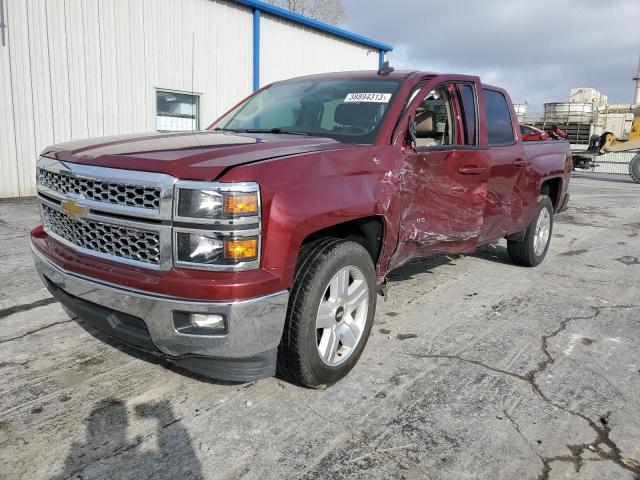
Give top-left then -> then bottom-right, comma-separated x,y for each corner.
599,114 -> 640,153
574,110 -> 640,183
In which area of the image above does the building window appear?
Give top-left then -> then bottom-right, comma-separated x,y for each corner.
156,90 -> 200,131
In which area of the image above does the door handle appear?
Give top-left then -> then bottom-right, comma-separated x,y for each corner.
514,159 -> 527,167
457,165 -> 486,175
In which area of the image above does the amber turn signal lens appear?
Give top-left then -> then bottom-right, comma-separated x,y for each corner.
223,193 -> 258,215
223,238 -> 258,260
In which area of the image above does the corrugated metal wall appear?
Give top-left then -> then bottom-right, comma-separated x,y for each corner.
260,14 -> 376,85
0,0 -> 379,198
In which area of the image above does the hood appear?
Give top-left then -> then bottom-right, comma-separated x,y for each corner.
42,130 -> 351,180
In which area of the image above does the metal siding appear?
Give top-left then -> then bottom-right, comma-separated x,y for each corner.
24,0 -> 55,194
202,0 -> 253,122
98,0 -> 119,136
259,14 -> 379,87
65,0 -> 89,140
81,0 -> 105,138
47,0 -> 73,144
7,0 -> 37,195
0,0 -> 20,198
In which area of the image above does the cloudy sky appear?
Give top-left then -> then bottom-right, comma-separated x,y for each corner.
342,0 -> 640,111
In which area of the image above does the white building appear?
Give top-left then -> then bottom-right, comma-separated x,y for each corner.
512,102 -> 528,122
0,0 -> 392,198
570,87 -> 608,107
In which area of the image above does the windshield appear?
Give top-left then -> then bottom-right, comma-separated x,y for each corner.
212,78 -> 401,144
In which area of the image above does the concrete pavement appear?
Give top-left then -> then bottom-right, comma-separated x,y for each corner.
1,174 -> 639,480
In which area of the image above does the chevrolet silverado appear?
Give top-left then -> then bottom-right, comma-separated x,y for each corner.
31,68 -> 572,387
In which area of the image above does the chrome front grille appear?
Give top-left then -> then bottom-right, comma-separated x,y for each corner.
37,168 -> 161,210
42,205 -> 161,266
36,157 -> 175,270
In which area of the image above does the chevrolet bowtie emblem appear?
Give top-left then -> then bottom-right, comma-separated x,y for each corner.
61,200 -> 87,218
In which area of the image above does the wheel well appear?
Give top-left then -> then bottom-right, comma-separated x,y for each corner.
540,178 -> 562,209
302,216 -> 384,265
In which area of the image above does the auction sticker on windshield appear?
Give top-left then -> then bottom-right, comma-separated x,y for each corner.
344,93 -> 392,103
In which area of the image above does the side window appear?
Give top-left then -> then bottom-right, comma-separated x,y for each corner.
520,126 -> 532,135
484,89 -> 514,146
413,86 -> 455,148
457,84 -> 477,145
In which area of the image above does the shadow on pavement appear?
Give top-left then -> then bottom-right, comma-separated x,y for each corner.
386,254 -> 457,282
56,398 -> 204,480
471,244 -> 512,265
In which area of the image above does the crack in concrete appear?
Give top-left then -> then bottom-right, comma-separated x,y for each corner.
504,409 -> 622,480
403,304 -> 640,480
301,404 -> 432,479
0,297 -> 57,319
0,319 -> 74,344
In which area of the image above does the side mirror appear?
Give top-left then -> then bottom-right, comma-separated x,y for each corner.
407,118 -> 417,150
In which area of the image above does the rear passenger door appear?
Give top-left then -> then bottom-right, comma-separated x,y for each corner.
479,88 -> 528,242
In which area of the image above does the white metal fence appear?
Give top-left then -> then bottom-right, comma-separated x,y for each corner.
571,145 -> 639,175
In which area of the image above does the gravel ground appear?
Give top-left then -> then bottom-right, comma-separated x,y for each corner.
1,173 -> 639,480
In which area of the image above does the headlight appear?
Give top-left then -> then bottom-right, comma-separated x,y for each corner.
175,182 -> 259,223
175,231 -> 259,266
173,181 -> 261,271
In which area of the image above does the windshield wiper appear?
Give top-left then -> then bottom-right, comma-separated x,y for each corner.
242,128 -> 310,136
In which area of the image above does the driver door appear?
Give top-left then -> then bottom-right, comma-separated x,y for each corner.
390,80 -> 491,268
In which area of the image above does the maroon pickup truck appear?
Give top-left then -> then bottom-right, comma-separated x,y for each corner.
31,69 -> 571,387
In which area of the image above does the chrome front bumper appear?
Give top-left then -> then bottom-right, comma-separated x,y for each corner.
32,245 -> 288,362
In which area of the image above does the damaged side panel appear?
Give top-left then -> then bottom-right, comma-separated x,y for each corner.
387,148 -> 490,271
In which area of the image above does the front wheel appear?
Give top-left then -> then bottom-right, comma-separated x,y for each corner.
277,238 -> 377,388
507,195 -> 554,267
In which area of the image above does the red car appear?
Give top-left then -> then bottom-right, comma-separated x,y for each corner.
520,124 -> 550,141
32,70 -> 572,387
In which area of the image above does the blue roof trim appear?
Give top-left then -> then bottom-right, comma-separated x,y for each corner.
232,0 -> 393,52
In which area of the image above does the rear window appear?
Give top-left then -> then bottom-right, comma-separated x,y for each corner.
484,89 -> 514,146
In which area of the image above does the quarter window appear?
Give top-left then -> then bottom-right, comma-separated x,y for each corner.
484,89 -> 514,146
156,90 -> 200,131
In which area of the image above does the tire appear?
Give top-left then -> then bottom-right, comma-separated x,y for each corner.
507,196 -> 554,267
277,238 -> 377,388
630,154 -> 640,184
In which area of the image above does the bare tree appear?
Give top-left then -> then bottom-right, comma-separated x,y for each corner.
265,0 -> 345,25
